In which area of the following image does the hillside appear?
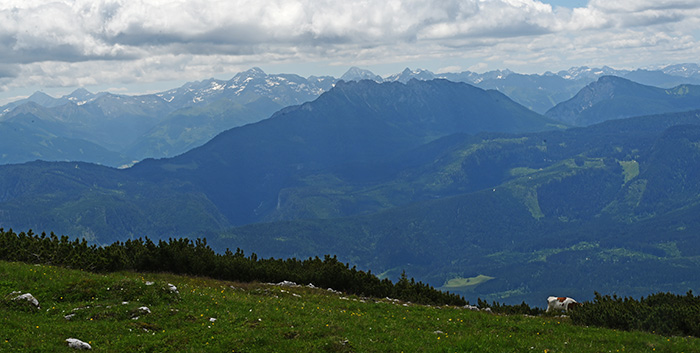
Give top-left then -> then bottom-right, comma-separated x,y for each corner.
2,260 -> 698,352
214,110 -> 700,304
129,79 -> 560,225
545,76 -> 700,126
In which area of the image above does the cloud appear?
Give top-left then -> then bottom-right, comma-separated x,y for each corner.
0,0 -> 699,95
0,0 -> 567,63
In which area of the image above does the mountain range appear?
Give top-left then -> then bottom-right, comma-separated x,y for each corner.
1,74 -> 700,305
0,68 -> 335,167
4,64 -> 700,167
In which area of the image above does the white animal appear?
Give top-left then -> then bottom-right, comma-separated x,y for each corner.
66,338 -> 92,350
546,296 -> 580,312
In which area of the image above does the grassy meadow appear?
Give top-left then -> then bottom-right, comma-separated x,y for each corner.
1,260 -> 698,352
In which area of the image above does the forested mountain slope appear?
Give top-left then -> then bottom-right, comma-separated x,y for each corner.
129,79 -> 560,225
546,76 -> 700,126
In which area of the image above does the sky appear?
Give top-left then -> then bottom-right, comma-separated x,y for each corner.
1,0 -> 700,104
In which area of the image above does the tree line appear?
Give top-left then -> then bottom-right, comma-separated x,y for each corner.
0,228 -> 466,306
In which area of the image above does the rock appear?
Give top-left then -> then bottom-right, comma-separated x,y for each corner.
167,283 -> 178,293
137,306 -> 151,314
66,338 -> 91,350
12,293 -> 40,309
276,281 -> 298,287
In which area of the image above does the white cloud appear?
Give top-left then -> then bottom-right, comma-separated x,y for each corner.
0,0 -> 699,98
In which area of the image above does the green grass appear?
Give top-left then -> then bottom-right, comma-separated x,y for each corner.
619,160 -> 640,183
440,275 -> 495,291
2,261 -> 699,352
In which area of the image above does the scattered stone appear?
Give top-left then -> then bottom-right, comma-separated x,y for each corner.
64,313 -> 76,320
461,304 -> 493,313
276,281 -> 298,287
12,292 -> 40,309
137,306 -> 151,314
209,318 -> 217,322
167,283 -> 178,293
145,281 -> 154,286
66,338 -> 91,350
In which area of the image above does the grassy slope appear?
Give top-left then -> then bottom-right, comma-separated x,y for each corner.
1,261 -> 698,352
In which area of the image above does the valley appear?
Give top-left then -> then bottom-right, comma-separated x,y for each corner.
1,65 -> 700,306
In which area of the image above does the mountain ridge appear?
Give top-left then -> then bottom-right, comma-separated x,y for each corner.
3,64 -> 700,167
130,79 -> 560,225
545,76 -> 700,126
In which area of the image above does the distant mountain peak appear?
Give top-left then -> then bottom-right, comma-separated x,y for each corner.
340,67 -> 382,82
662,63 -> 700,78
229,67 -> 269,86
386,67 -> 436,83
68,88 -> 92,97
25,91 -> 58,107
242,67 -> 267,77
28,91 -> 53,100
61,88 -> 98,106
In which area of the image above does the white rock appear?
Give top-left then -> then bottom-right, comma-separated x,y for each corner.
276,281 -> 297,287
145,281 -> 154,286
13,293 -> 40,309
66,338 -> 92,350
167,283 -> 178,293
137,306 -> 151,314
209,317 -> 217,322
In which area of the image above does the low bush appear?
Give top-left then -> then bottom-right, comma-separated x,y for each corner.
570,291 -> 700,337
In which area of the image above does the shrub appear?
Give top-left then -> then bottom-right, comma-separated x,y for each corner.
570,291 -> 700,337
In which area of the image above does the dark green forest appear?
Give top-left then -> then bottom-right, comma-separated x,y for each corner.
0,228 -> 465,307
